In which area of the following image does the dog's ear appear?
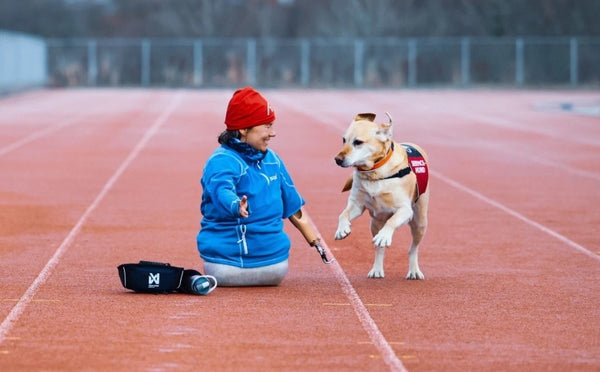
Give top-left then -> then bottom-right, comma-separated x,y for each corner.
376,122 -> 393,139
354,113 -> 376,122
376,111 -> 393,139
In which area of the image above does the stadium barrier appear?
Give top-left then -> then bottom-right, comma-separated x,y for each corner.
3,33 -> 599,89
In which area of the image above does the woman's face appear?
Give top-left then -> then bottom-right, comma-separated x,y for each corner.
240,123 -> 276,152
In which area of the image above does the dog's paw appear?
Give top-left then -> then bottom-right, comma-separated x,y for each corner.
367,267 -> 385,278
372,229 -> 393,247
335,221 -> 351,240
406,269 -> 425,280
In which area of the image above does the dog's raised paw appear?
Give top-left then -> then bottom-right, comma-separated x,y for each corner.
335,222 -> 351,240
334,230 -> 351,240
372,231 -> 393,247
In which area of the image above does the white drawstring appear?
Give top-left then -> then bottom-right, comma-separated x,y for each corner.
237,224 -> 248,254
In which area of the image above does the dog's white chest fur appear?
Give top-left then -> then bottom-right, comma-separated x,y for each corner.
356,178 -> 404,216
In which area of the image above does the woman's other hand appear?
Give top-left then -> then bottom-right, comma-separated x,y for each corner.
239,195 -> 249,218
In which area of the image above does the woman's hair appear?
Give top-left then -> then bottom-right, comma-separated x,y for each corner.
218,129 -> 241,144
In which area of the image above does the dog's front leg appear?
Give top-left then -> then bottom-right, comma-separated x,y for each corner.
372,205 -> 413,248
335,201 -> 364,240
366,217 -> 386,278
367,246 -> 387,278
368,208 -> 411,278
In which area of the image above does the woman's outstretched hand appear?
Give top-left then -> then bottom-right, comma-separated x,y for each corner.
239,195 -> 249,218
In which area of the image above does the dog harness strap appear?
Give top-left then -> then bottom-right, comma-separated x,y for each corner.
383,166 -> 412,180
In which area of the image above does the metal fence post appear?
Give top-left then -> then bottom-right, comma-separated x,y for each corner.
515,37 -> 524,86
570,37 -> 578,86
408,38 -> 417,86
87,39 -> 97,86
193,40 -> 203,86
354,39 -> 364,87
300,39 -> 310,87
461,37 -> 470,86
141,39 -> 151,86
43,38 -> 49,86
246,38 -> 256,86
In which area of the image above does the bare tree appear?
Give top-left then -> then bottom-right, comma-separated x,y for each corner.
1,0 -> 599,38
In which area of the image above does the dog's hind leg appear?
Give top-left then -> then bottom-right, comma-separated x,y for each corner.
406,196 -> 428,280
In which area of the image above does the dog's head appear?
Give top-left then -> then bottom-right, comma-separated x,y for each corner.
334,112 -> 393,169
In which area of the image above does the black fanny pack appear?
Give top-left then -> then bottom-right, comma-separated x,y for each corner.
117,260 -> 217,295
118,260 -> 184,293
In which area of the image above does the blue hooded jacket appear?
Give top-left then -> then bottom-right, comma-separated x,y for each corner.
197,144 -> 305,268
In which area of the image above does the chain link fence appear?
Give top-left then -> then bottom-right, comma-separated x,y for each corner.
35,36 -> 600,89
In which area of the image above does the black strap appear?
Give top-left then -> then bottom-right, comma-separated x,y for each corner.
384,166 -> 411,180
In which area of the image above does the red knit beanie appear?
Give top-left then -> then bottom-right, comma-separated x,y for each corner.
224,87 -> 275,131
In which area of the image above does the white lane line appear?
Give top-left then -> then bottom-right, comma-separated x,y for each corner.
273,93 -> 406,371
0,90 -> 185,344
305,212 -> 407,372
459,111 -> 600,147
432,169 -> 599,261
0,113 -> 88,157
275,90 -> 598,261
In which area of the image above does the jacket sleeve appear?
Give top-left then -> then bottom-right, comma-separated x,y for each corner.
202,153 -> 245,218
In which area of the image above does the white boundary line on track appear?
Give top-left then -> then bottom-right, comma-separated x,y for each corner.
305,214 -> 408,372
0,90 -> 185,344
273,91 -> 596,371
272,93 -> 407,371
0,113 -> 88,157
432,169 -> 599,261
374,94 -> 600,182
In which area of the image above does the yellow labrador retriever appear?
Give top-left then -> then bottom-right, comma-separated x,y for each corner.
334,113 -> 430,279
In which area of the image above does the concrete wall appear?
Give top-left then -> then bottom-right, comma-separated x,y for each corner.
0,30 -> 47,92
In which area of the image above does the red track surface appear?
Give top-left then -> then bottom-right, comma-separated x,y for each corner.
1,88 -> 599,371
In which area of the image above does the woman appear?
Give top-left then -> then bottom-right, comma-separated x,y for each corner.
196,87 -> 306,286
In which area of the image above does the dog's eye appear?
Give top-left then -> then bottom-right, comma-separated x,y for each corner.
342,138 -> 346,144
353,139 -> 364,146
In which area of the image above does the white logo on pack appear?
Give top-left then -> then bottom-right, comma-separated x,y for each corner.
414,166 -> 426,174
148,273 -> 160,288
411,159 -> 426,167
269,175 -> 278,181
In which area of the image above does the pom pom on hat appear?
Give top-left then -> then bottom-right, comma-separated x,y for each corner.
224,87 -> 275,131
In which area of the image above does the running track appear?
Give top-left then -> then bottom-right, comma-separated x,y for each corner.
0,88 -> 599,371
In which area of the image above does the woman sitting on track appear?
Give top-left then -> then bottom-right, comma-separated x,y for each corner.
196,86 -> 312,286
